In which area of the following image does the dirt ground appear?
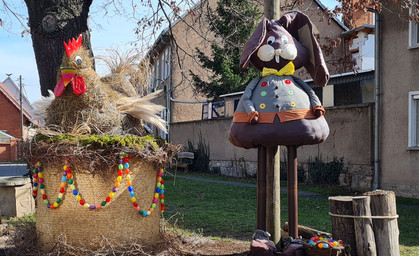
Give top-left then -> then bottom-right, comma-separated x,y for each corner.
0,225 -> 251,256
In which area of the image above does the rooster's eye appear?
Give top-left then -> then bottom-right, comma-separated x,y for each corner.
75,56 -> 82,65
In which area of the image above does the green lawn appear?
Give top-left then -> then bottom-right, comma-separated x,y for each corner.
163,172 -> 419,255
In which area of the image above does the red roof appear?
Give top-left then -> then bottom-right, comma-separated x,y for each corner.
0,77 -> 34,121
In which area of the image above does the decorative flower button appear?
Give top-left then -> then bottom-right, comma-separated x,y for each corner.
261,82 -> 267,87
261,91 -> 267,97
259,103 -> 266,109
288,90 -> 294,95
290,102 -> 296,107
285,79 -> 291,84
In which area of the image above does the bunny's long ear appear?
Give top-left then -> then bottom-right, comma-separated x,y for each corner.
239,18 -> 269,69
279,11 -> 329,87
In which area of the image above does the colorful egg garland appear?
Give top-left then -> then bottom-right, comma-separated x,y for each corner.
31,153 -> 165,216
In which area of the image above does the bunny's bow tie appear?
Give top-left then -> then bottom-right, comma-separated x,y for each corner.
262,62 -> 295,77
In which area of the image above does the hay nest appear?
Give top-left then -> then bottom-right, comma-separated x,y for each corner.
22,131 -> 179,174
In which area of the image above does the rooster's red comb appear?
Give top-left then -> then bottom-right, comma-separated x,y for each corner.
63,34 -> 83,57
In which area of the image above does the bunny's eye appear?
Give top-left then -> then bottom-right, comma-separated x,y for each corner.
281,35 -> 289,45
267,36 -> 275,45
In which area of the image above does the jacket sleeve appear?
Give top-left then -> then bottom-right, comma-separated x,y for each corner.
292,76 -> 323,109
242,77 -> 262,114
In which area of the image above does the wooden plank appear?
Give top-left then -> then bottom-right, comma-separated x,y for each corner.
352,196 -> 377,256
283,222 -> 332,239
364,190 -> 400,256
265,146 -> 280,244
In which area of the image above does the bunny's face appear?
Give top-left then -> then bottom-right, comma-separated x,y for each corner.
249,22 -> 308,71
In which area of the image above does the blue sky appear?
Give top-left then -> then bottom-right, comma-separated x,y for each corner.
0,0 -> 338,104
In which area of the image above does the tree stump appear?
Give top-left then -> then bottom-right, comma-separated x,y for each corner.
352,196 -> 376,256
329,196 -> 357,256
364,190 -> 400,256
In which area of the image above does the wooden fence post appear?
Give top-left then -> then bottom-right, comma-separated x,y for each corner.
352,196 -> 377,256
329,196 -> 357,255
364,190 -> 400,256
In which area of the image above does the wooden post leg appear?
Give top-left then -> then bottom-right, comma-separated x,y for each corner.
257,146 -> 267,231
287,145 -> 298,239
266,146 -> 281,244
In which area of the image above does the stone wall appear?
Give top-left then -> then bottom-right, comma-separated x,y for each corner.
170,104 -> 375,192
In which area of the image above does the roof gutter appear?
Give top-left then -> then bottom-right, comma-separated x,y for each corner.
372,9 -> 381,190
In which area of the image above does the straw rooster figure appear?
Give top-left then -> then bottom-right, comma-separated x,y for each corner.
38,34 -> 166,135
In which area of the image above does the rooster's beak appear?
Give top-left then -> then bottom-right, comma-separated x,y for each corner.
60,67 -> 77,87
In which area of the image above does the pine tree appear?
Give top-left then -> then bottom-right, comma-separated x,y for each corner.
190,0 -> 262,101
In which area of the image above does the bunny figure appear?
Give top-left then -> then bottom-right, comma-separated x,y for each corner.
229,11 -> 330,149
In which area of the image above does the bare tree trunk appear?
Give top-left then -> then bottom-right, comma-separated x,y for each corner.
24,0 -> 94,96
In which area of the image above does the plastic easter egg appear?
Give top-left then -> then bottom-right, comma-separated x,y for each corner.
58,193 -> 63,199
109,192 -> 115,198
131,197 -> 137,203
130,192 -> 135,197
323,243 -> 329,249
318,243 -> 324,248
117,176 -> 122,182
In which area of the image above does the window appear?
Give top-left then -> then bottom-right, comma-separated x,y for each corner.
408,91 -> 419,148
409,0 -> 419,48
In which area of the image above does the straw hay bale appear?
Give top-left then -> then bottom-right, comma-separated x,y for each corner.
35,157 -> 162,251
